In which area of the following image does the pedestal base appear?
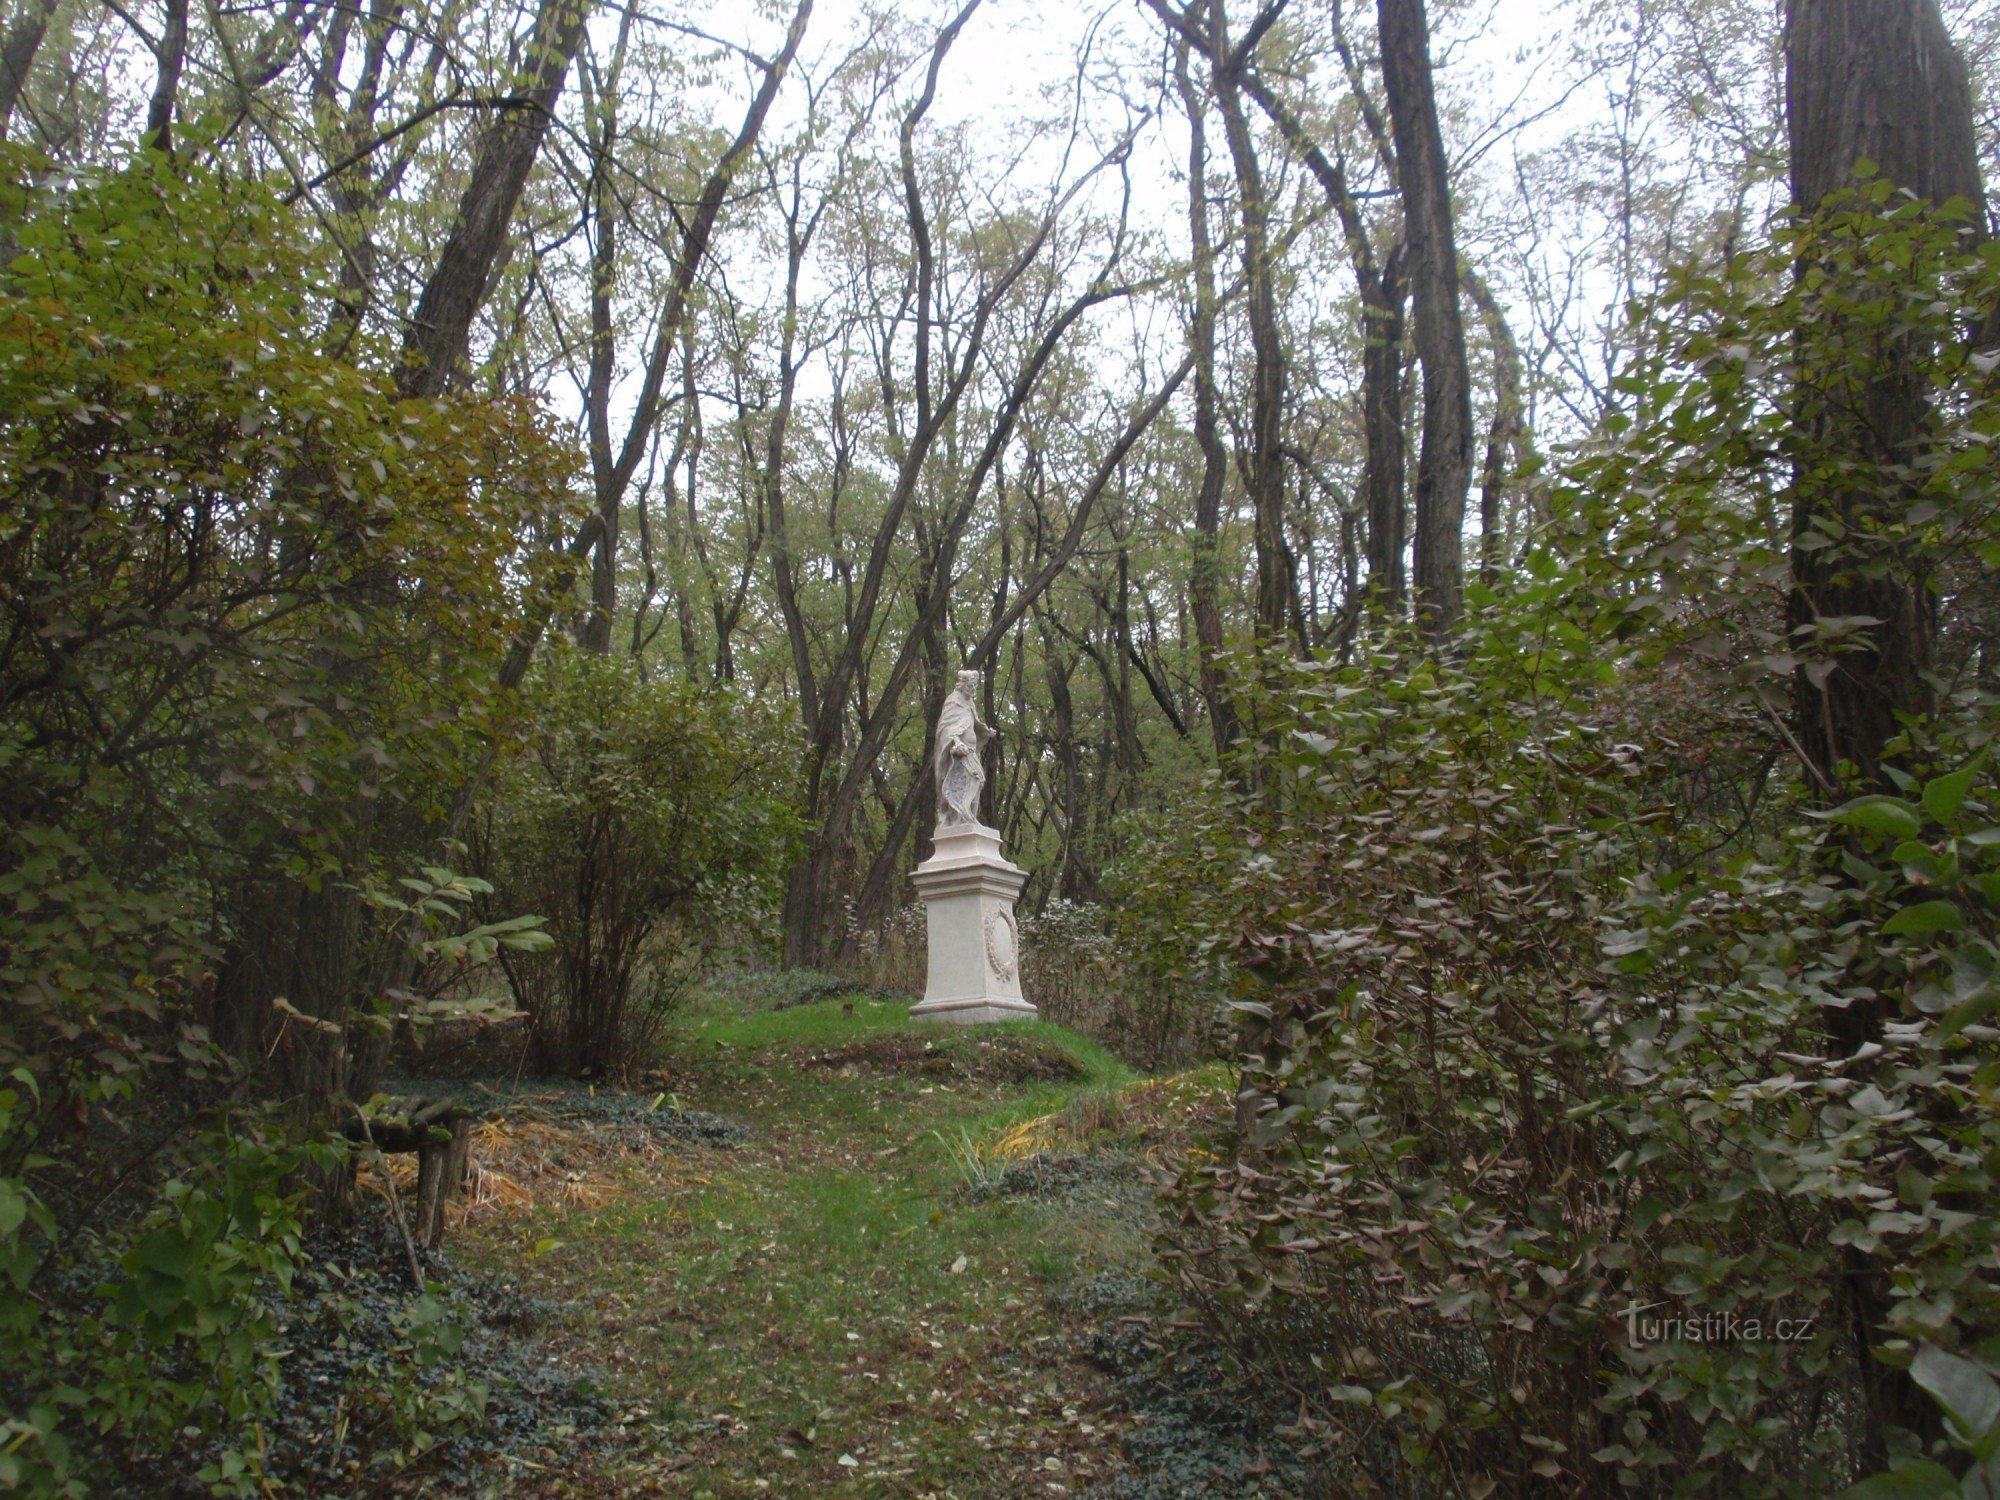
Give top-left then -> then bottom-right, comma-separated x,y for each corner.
909,824 -> 1035,1025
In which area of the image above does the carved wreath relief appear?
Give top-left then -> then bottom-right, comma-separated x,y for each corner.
984,907 -> 1018,982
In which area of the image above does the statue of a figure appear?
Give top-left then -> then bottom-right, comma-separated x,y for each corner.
933,668 -> 994,830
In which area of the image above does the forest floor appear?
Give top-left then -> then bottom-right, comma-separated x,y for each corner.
434,996 -> 1299,1500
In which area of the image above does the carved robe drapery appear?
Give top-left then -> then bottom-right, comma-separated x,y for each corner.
933,670 -> 993,830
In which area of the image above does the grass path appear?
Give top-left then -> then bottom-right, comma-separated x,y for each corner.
454,999 -> 1199,1499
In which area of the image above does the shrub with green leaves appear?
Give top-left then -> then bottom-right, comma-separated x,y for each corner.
0,141 -> 574,1492
478,646 -> 801,1077
1135,195 -> 2000,1497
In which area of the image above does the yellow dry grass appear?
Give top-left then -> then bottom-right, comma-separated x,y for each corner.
356,1115 -> 710,1232
990,1065 -> 1231,1166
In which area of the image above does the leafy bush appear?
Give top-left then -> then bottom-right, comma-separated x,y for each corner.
1019,898 -> 1116,1031
1144,628 -> 2000,1495
0,811 -> 315,1494
1019,896 -> 1219,1067
845,902 -> 928,997
1133,197 -> 2000,1497
479,647 -> 800,1077
0,144 -> 571,1492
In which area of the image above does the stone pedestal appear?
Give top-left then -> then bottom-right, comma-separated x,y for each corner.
909,823 -> 1035,1024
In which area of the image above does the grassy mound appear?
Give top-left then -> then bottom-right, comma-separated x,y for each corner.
795,1026 -> 1087,1085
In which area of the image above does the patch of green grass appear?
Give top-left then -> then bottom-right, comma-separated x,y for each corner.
683,994 -> 913,1050
682,993 -> 1133,1081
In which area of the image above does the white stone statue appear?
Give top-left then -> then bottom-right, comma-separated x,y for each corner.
933,669 -> 993,830
910,665 -> 1034,1024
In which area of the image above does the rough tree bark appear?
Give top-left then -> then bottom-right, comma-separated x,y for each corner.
0,0 -> 58,138
399,0 -> 595,399
1377,0 -> 1472,639
144,0 -> 189,152
1464,269 -> 1529,584
1786,0 -> 1984,788
1235,64 -> 1408,608
1206,1 -> 1292,645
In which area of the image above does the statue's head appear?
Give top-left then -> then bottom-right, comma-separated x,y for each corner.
955,668 -> 979,696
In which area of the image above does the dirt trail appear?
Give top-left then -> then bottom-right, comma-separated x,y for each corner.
445,1002 -> 1227,1499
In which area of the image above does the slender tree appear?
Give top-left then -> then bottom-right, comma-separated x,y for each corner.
1377,0 -> 1471,638
1171,39 -> 1243,754
576,0 -> 812,652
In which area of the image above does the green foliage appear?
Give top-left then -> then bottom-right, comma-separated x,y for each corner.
0,142 -> 576,1491
0,144 -> 572,845
1132,198 -> 2000,1497
479,645 -> 801,1076
1549,182 -> 1998,725
352,863 -> 552,1042
0,1092 -> 319,1496
1106,782 -> 1252,1065
0,774 -> 313,1496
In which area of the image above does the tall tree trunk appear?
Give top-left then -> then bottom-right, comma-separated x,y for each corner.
1362,247 -> 1409,603
1209,1 -> 1290,646
1234,63 -> 1408,609
0,0 -> 58,138
144,0 -> 189,153
399,0 -> 594,399
1464,269 -> 1528,585
1042,625 -> 1087,900
1786,0 -> 1983,789
317,0 -> 404,344
579,11 -> 635,653
261,0 -> 596,1146
1110,543 -> 1144,794
1171,40 -> 1241,756
1378,0 -> 1472,640
1785,0 -> 1985,1465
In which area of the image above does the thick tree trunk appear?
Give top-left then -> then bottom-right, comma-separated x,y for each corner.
1378,0 -> 1472,640
1786,0 -> 1983,789
399,0 -> 594,399
1362,248 -> 1409,603
1785,0 -> 1986,1465
1787,0 -> 1983,214
0,0 -> 58,138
